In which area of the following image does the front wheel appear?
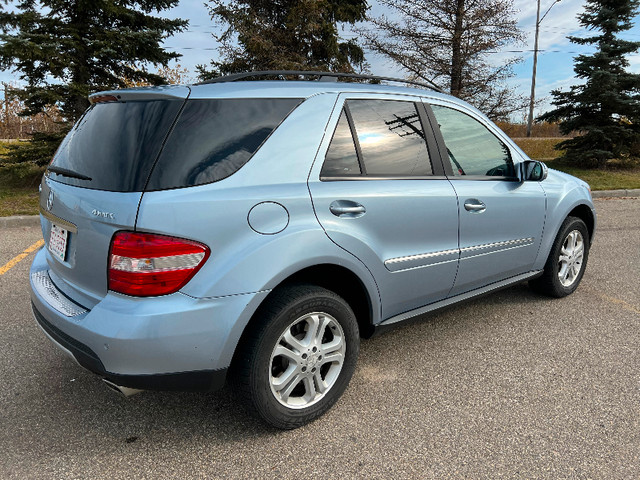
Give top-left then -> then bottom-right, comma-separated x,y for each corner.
231,284 -> 360,429
529,216 -> 590,297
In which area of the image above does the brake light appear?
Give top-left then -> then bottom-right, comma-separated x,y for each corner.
90,94 -> 119,104
108,232 -> 210,297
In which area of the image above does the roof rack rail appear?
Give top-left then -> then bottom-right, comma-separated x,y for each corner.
197,70 -> 444,94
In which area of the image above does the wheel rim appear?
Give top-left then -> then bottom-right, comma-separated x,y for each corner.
558,229 -> 585,287
269,312 -> 346,409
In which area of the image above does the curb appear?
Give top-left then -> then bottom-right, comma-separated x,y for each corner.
591,189 -> 640,198
1,189 -> 639,228
0,215 -> 40,229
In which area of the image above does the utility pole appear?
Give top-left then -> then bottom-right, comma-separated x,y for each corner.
526,0 -> 562,137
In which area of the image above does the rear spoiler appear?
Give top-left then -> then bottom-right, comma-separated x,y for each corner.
89,85 -> 191,104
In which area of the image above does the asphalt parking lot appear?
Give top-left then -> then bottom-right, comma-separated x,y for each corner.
1,198 -> 639,479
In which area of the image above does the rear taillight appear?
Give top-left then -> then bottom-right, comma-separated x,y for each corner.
108,232 -> 210,297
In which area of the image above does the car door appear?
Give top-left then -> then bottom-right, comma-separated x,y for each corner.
425,101 -> 546,296
308,94 -> 459,319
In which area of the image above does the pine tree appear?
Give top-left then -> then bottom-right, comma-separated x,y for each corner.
0,0 -> 187,166
356,0 -> 525,120
197,0 -> 368,79
539,0 -> 640,168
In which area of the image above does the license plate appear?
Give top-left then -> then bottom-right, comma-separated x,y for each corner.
48,224 -> 68,262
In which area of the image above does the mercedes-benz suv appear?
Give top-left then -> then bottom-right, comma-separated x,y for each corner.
30,71 -> 596,429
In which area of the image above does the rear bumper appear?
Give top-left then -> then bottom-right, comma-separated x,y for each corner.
29,248 -> 268,392
31,301 -> 227,391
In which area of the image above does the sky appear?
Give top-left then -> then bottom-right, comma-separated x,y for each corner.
2,0 -> 640,121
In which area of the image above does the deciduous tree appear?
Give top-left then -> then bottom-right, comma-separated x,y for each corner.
357,0 -> 525,120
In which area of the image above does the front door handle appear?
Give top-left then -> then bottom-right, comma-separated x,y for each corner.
330,200 -> 366,218
464,199 -> 486,213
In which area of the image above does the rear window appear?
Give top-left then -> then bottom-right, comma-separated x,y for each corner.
145,98 -> 303,190
49,100 -> 183,192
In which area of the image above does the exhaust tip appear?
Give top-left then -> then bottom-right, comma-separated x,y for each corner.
103,378 -> 144,397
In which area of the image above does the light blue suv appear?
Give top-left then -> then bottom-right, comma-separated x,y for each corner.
30,71 -> 596,429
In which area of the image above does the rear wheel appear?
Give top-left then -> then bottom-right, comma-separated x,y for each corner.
529,216 -> 590,297
231,284 -> 359,429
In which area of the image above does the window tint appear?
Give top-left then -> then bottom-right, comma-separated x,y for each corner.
50,100 -> 183,192
431,105 -> 514,177
348,99 -> 432,176
321,110 -> 361,176
146,98 -> 302,190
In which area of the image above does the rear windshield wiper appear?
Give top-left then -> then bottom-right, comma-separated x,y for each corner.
47,166 -> 92,181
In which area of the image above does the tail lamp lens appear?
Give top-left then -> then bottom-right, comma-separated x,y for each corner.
108,232 -> 210,297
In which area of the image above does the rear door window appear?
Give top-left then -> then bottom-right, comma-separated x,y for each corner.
320,110 -> 361,177
145,98 -> 302,190
321,99 -> 433,177
349,99 -> 432,176
49,100 -> 183,192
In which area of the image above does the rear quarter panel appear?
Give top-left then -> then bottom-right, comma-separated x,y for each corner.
135,92 -> 382,322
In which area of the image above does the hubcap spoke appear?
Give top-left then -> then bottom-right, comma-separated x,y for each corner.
314,372 -> 328,394
303,314 -> 322,346
279,373 -> 302,402
302,376 -> 317,402
320,351 -> 344,366
283,330 -> 305,354
273,345 -> 300,363
321,334 -> 344,355
272,364 -> 299,391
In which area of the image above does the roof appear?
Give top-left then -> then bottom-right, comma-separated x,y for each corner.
187,80 -> 453,101
90,80 -> 456,104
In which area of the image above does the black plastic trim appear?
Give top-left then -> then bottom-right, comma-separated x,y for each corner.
32,301 -> 105,373
320,175 -> 450,182
197,70 -> 444,93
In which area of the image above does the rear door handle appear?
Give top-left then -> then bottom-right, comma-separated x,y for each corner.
464,199 -> 486,213
330,200 -> 366,218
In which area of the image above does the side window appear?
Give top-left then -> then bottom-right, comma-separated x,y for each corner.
320,99 -> 432,178
431,105 -> 515,177
349,100 -> 432,176
146,98 -> 302,190
321,110 -> 361,176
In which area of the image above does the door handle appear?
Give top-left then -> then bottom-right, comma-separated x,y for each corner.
330,200 -> 366,218
464,199 -> 486,213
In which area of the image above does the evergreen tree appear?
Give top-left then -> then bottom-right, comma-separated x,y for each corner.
198,0 -> 368,79
539,0 -> 640,168
0,0 -> 187,165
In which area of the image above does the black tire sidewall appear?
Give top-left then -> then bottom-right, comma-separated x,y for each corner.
249,288 -> 359,429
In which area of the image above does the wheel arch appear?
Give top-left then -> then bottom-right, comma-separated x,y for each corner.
229,263 -> 377,375
568,203 -> 595,244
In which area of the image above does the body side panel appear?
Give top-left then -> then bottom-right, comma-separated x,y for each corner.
533,169 -> 596,270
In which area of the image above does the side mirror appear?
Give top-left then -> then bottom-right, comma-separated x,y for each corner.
522,160 -> 548,182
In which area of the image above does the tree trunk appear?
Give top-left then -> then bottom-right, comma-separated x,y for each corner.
450,0 -> 465,97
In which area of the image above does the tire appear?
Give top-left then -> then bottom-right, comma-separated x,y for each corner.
230,284 -> 360,429
529,216 -> 590,298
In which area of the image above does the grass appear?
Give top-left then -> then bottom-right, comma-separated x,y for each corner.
511,137 -> 563,161
512,137 -> 640,191
545,161 -> 640,191
0,185 -> 40,217
0,141 -> 44,216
